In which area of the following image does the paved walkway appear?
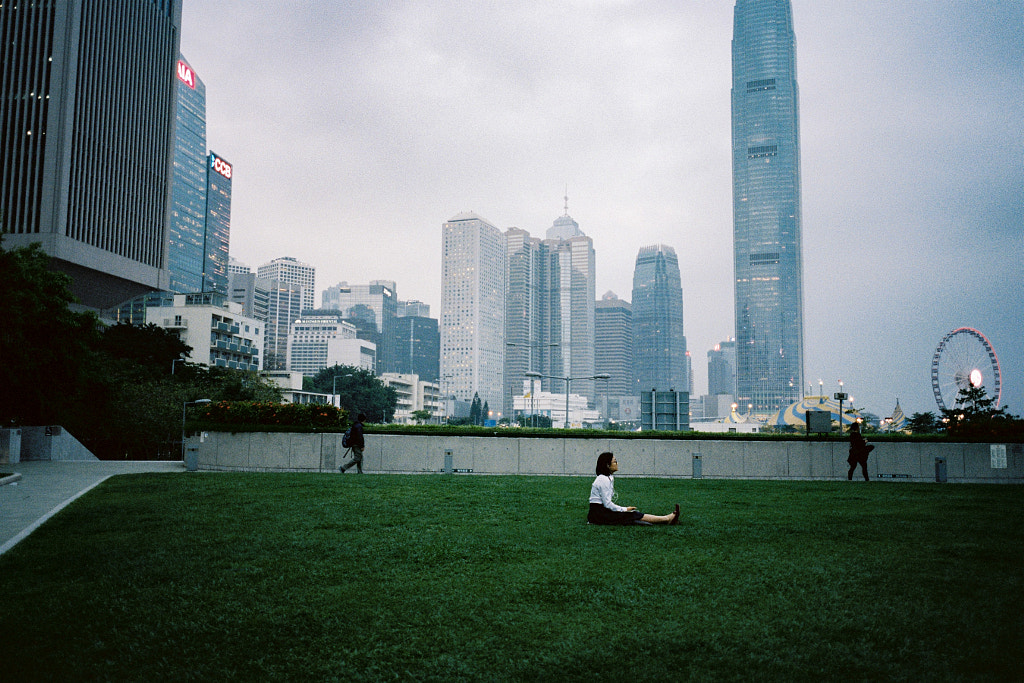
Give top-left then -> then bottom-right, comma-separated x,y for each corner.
0,460 -> 184,555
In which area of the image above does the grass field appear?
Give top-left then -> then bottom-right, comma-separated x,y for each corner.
1,474 -> 1022,681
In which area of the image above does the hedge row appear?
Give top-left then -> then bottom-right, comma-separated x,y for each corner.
189,401 -> 349,432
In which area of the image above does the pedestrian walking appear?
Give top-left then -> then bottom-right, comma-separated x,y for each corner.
340,413 -> 366,474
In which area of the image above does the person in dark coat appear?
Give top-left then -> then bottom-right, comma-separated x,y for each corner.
340,413 -> 366,474
847,420 -> 874,480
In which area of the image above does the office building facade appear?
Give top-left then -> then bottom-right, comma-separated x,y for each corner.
504,227 -> 549,417
257,257 -> 316,313
503,209 -> 596,417
258,278 -> 304,371
1,0 -> 181,308
708,339 -> 737,397
321,281 -> 398,375
441,212 -> 505,410
394,312 -> 440,383
594,291 -> 634,409
146,293 -> 262,371
732,0 -> 805,414
543,218 -> 596,404
202,152 -> 231,295
632,245 -> 687,394
286,316 -> 375,376
168,56 -> 207,294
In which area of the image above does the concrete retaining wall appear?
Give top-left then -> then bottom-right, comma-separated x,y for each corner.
191,432 -> 1024,483
19,426 -> 97,462
0,429 -> 22,465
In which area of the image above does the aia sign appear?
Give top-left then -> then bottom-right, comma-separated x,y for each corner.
176,60 -> 195,89
210,155 -> 232,180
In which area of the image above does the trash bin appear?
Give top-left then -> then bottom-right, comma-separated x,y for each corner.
185,446 -> 199,472
692,454 -> 702,479
443,449 -> 453,474
935,456 -> 947,483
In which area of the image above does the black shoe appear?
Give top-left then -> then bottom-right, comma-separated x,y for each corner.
670,503 -> 680,525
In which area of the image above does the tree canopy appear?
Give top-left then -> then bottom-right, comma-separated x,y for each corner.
941,386 -> 1021,439
307,364 -> 397,423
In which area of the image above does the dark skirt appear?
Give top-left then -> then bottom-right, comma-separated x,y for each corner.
588,503 -> 644,526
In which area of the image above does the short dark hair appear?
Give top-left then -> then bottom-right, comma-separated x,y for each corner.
596,452 -> 614,477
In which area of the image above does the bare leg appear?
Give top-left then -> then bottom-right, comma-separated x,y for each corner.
641,513 -> 673,523
642,504 -> 680,525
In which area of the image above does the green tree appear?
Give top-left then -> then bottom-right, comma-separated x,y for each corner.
907,411 -> 939,434
98,322 -> 191,373
411,409 -> 431,424
470,393 -> 482,425
0,240 -> 102,427
309,364 -> 397,423
941,386 -> 1021,439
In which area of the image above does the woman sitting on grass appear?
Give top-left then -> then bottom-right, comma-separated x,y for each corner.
587,452 -> 679,526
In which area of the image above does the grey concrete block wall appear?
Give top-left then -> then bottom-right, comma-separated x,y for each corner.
18,427 -> 97,462
191,432 -> 1024,483
0,429 -> 22,465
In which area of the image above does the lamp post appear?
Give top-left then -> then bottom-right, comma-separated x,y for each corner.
834,380 -> 848,435
182,398 -> 211,465
526,371 -> 610,429
508,342 -> 558,428
172,358 -> 185,375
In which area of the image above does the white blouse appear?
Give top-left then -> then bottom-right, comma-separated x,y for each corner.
589,474 -> 627,511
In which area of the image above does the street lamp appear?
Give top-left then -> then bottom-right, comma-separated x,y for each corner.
182,398 -> 211,463
526,371 -> 610,429
508,342 -> 558,427
172,358 -> 185,375
834,380 -> 848,435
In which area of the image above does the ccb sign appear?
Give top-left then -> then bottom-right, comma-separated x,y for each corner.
210,155 -> 232,180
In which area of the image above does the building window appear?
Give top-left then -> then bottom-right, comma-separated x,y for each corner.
747,145 -> 778,159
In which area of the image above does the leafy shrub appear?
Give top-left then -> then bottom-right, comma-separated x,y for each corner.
191,401 -> 348,431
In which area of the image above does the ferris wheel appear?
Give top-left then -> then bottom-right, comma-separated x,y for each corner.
931,327 -> 1002,412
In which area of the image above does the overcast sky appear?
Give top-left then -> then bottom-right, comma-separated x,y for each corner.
180,1 -> 1023,418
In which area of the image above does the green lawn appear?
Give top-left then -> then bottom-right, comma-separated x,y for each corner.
2,474 -> 1022,681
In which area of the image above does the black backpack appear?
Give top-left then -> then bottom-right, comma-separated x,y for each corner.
342,427 -> 352,448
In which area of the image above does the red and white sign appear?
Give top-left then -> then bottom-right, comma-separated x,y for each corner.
176,60 -> 195,89
210,155 -> 232,180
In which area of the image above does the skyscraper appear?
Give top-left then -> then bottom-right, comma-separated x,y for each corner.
321,280 -> 398,375
258,278 -> 304,371
168,56 -> 207,294
441,212 -> 505,410
708,339 -> 737,397
594,291 -> 633,404
503,204 -> 596,418
504,227 -> 547,417
202,152 -> 232,295
394,308 -> 440,383
731,0 -> 805,414
1,1 -> 182,308
257,257 -> 316,313
543,211 -> 596,403
631,245 -> 687,393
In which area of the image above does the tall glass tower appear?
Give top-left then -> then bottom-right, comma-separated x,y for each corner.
631,245 -> 687,394
731,0 -> 805,415
203,152 -> 232,296
169,56 -> 207,294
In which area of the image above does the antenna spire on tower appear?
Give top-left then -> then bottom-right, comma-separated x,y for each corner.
563,186 -> 569,216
